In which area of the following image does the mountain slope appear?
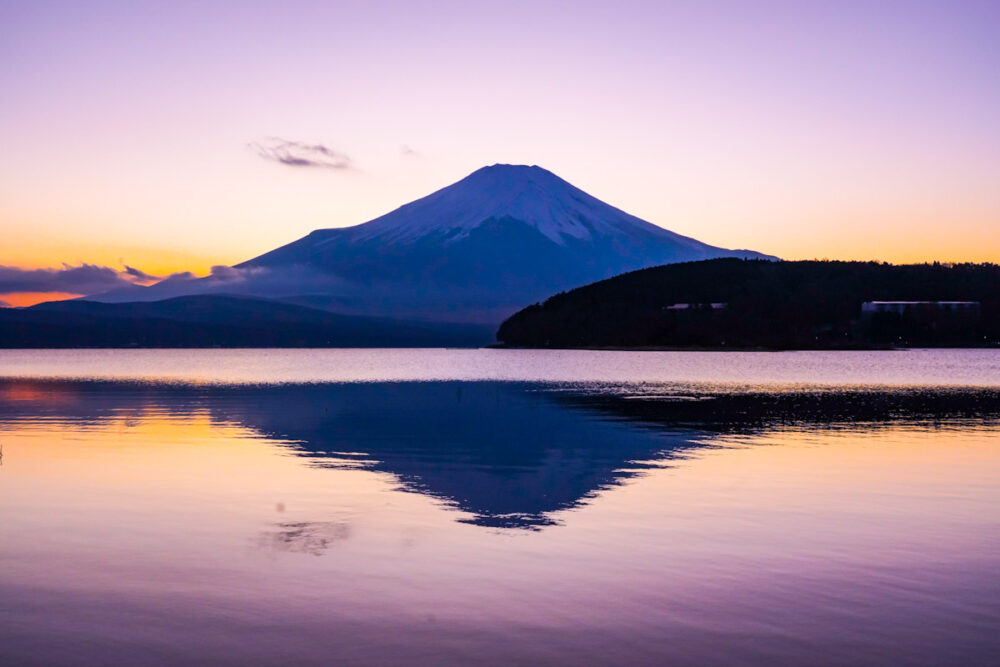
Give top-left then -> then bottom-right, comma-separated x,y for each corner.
89,165 -> 775,323
248,164 -> 742,256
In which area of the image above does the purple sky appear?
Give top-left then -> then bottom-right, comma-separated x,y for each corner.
1,0 -> 998,289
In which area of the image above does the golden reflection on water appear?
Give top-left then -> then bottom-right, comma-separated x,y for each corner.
4,398 -> 997,554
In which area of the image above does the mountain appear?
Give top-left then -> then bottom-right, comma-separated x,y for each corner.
0,295 -> 493,348
87,165 -> 774,324
497,259 -> 1000,349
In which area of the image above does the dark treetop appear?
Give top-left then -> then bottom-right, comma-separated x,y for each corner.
497,259 -> 1000,349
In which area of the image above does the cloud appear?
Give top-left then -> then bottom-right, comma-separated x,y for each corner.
123,265 -> 160,283
0,264 -> 131,295
203,265 -> 269,284
209,265 -> 243,281
0,263 -> 163,296
401,144 -> 419,156
250,137 -> 353,169
160,271 -> 197,283
0,299 -> 10,308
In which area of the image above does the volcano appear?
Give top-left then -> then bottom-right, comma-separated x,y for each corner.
91,164 -> 774,323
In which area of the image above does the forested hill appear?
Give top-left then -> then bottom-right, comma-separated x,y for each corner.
496,259 -> 1000,349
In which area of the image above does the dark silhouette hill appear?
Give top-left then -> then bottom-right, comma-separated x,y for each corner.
0,295 -> 493,348
497,259 -> 1000,349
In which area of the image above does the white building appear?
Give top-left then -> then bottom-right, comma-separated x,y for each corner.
664,303 -> 728,311
861,301 -> 980,315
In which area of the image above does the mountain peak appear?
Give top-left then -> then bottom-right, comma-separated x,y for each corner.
471,163 -> 549,175
349,163 -> 658,245
477,163 -> 543,171
466,163 -> 566,184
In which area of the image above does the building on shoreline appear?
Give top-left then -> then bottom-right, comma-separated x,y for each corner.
861,301 -> 980,316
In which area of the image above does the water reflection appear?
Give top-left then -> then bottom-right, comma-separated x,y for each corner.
2,379 -> 998,530
2,376 -> 1000,665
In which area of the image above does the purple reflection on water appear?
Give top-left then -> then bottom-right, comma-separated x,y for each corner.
0,351 -> 998,665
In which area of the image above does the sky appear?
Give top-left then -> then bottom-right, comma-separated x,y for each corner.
1,0 -> 998,305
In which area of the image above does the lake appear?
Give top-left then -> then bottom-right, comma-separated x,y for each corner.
1,349 -> 998,665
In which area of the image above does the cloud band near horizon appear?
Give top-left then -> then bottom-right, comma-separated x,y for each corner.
0,263 -> 159,298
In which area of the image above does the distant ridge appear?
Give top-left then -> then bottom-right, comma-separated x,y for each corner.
86,165 -> 775,324
0,295 -> 493,348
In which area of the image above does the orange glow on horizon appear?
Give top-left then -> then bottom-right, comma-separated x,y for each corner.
2,194 -> 997,272
1,292 -> 82,308
0,234 -> 227,282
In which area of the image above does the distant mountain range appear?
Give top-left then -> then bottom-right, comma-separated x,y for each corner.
86,164 -> 775,325
0,295 -> 493,348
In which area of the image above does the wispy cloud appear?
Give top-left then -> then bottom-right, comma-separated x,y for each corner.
123,265 -> 160,283
0,299 -> 10,308
0,263 -> 157,296
249,137 -> 353,169
160,271 -> 197,282
207,265 -> 267,282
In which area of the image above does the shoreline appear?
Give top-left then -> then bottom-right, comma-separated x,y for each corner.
487,344 -> 1000,352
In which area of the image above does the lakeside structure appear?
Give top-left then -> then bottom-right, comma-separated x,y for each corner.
664,302 -> 728,311
861,301 -> 981,315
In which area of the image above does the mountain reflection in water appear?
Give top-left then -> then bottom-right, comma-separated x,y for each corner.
2,379 -> 998,530
2,372 -> 1000,666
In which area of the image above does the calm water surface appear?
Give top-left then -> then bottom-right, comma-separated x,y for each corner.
1,349 -> 998,665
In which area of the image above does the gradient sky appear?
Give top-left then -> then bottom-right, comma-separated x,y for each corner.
1,0 -> 998,303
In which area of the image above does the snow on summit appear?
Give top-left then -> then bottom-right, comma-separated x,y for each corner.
344,164 -> 683,246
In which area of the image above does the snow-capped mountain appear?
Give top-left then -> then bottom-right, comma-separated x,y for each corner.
329,163 -> 717,246
89,164 -> 775,323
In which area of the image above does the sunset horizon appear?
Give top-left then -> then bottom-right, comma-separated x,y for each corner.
2,157 -> 998,307
3,1 -> 999,307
